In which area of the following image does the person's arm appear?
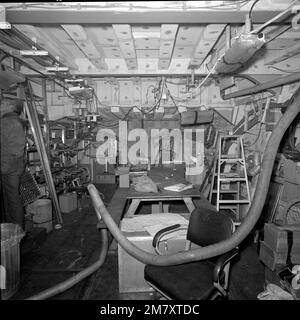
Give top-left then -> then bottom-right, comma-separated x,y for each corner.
3,118 -> 26,158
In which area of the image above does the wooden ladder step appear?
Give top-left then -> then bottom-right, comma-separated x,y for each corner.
212,190 -> 238,194
219,158 -> 244,163
220,155 -> 241,159
219,205 -> 238,209
219,177 -> 247,182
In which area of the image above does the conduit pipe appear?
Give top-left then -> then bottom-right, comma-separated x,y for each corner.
25,229 -> 109,300
222,72 -> 300,100
88,88 -> 300,266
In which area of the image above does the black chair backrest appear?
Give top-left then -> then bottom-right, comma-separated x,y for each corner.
187,208 -> 234,247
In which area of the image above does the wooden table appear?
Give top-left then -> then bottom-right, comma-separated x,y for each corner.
125,166 -> 202,217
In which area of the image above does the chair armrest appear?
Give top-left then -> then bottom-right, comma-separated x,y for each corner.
152,224 -> 188,254
213,247 -> 239,284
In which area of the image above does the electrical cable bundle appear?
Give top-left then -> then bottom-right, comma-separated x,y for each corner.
204,124 -> 216,149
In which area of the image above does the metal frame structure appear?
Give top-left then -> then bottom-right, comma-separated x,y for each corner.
23,80 -> 63,226
6,10 -> 289,24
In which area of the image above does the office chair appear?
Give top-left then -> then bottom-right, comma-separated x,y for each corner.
144,208 -> 239,300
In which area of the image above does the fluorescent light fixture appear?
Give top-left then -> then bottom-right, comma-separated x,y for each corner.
20,50 -> 48,56
46,66 -> 69,72
0,21 -> 11,29
65,79 -> 84,83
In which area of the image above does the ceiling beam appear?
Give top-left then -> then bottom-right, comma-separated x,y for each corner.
6,10 -> 289,25
23,71 -> 286,79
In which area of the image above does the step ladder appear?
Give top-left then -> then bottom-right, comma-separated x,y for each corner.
209,135 -> 251,224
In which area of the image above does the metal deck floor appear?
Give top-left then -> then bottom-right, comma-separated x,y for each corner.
11,184 -> 265,300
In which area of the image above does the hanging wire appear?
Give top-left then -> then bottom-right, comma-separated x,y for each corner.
193,53 -> 225,91
268,66 -> 300,74
248,0 -> 260,21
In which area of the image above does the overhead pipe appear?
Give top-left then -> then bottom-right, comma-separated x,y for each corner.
222,72 -> 300,100
234,74 -> 276,96
88,88 -> 300,265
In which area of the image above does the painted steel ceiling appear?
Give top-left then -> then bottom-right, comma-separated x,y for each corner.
0,1 -> 299,77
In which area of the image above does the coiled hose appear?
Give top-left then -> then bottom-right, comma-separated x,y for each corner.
88,88 -> 300,266
24,88 -> 300,299
25,229 -> 109,300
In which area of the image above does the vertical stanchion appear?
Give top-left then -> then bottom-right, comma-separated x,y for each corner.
23,81 -> 63,226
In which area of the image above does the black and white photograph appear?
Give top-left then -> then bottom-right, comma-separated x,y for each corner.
0,0 -> 300,313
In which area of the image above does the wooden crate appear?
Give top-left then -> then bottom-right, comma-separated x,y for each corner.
264,223 -> 300,253
264,223 -> 289,252
259,240 -> 287,271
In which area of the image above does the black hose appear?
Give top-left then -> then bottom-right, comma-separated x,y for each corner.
25,229 -> 109,300
88,88 -> 300,266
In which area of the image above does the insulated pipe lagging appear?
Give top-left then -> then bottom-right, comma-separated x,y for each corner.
25,229 -> 109,300
88,89 -> 300,266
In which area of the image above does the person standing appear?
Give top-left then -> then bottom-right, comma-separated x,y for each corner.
0,98 -> 27,228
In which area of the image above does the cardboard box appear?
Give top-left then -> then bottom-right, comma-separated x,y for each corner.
264,223 -> 300,253
264,223 -> 290,252
259,240 -> 287,271
260,240 -> 300,271
118,213 -> 194,293
116,167 -> 130,188
59,192 -> 77,213
94,173 -> 116,184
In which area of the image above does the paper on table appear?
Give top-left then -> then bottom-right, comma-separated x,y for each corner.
163,183 -> 193,192
121,213 -> 189,233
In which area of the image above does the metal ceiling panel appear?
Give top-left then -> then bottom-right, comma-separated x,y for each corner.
102,47 -> 123,59
134,38 -> 160,50
85,26 -> 119,46
173,46 -> 193,58
175,26 -> 204,46
136,50 -> 159,59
